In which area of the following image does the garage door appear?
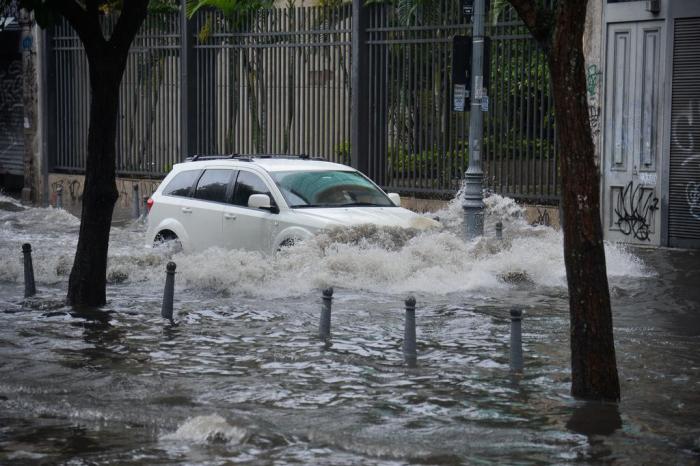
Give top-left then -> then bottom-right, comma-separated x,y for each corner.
0,30 -> 24,177
669,17 -> 700,248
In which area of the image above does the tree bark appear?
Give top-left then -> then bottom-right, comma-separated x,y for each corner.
62,1 -> 149,307
66,52 -> 122,307
508,0 -> 620,401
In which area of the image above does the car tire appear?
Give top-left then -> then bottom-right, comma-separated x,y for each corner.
154,231 -> 183,254
275,237 -> 302,254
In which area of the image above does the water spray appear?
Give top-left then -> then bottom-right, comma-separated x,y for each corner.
55,186 -> 63,209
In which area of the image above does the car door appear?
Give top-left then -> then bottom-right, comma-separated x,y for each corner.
223,169 -> 277,252
155,168 -> 202,239
188,168 -> 236,252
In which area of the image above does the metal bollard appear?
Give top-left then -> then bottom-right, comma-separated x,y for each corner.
55,186 -> 63,209
132,184 -> 140,219
510,308 -> 523,373
161,262 -> 176,322
403,296 -> 417,368
319,287 -> 333,342
495,221 -> 503,241
22,243 -> 36,298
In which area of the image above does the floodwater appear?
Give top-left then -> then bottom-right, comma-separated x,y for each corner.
0,193 -> 698,465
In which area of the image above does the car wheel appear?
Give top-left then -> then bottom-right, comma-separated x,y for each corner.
276,237 -> 301,254
154,230 -> 183,254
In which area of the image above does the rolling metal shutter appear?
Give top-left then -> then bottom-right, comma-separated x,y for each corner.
0,30 -> 24,177
669,17 -> 700,248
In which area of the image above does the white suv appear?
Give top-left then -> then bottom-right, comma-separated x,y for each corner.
145,155 -> 439,254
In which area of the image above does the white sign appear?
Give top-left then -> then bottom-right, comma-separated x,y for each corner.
639,172 -> 657,186
453,84 -> 466,112
474,76 -> 483,99
481,95 -> 489,112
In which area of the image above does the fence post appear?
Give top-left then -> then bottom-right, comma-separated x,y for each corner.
131,184 -> 140,219
351,0 -> 370,174
462,0 -> 487,240
403,296 -> 417,368
510,308 -> 523,372
161,262 -> 177,323
22,243 -> 36,298
180,0 -> 197,160
319,287 -> 333,343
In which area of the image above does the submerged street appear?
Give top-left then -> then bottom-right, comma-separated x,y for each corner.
0,193 -> 698,464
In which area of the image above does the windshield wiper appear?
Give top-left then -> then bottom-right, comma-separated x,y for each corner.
338,202 -> 387,207
291,204 -> 327,208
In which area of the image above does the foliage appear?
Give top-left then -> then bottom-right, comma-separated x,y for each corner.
333,140 -> 351,165
186,0 -> 272,20
388,146 -> 468,186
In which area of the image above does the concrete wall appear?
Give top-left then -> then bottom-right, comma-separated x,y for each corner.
48,172 -> 561,228
48,173 -> 161,222
583,0 -> 604,168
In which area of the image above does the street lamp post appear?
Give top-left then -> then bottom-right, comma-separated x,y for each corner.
462,0 -> 486,239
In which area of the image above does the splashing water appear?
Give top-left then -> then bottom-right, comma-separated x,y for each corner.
161,415 -> 247,445
0,192 -> 649,298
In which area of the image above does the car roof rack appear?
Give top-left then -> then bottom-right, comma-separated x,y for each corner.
185,154 -> 326,162
185,154 -> 239,162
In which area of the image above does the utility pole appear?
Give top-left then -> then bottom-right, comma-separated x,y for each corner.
462,0 -> 486,239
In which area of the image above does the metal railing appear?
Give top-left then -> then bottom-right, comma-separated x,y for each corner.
191,4 -> 351,161
48,1 -> 559,203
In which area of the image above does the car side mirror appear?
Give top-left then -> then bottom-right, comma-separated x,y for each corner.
388,192 -> 401,207
248,194 -> 278,213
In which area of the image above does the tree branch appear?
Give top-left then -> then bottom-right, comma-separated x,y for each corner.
108,0 -> 149,54
86,0 -> 99,19
54,0 -> 105,52
507,0 -> 553,48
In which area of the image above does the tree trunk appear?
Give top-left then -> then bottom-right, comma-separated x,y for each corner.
54,1 -> 148,308
67,53 -> 123,308
506,0 -> 621,400
548,3 -> 620,401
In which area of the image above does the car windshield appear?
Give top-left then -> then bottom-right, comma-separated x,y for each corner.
270,170 -> 395,208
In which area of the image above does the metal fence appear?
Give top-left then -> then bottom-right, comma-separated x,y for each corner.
363,3 -> 558,200
191,4 -> 351,160
52,13 -> 182,176
49,1 -> 559,203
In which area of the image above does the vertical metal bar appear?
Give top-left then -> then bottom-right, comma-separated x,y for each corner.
181,0 -> 195,159
525,39 -> 532,198
330,5 -> 336,161
315,5 -> 320,157
351,0 -> 369,173
368,6 -> 374,175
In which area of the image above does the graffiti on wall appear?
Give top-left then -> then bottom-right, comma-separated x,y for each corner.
0,60 -> 22,157
614,181 -> 659,241
687,182 -> 700,221
586,64 -> 602,139
530,206 -> 551,227
672,100 -> 700,220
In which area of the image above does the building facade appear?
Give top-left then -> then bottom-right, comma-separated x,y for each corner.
595,0 -> 700,248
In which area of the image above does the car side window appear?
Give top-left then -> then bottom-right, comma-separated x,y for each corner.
231,171 -> 274,207
193,169 -> 234,203
163,170 -> 201,197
